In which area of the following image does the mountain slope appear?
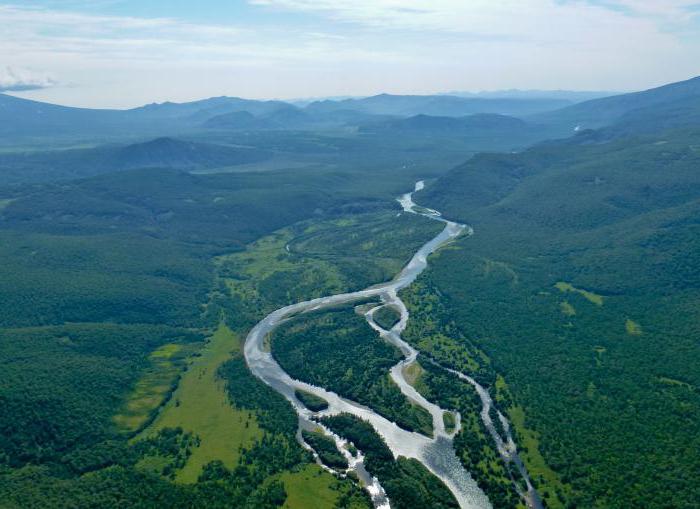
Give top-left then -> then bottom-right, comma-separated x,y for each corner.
416,126 -> 700,508
531,75 -> 700,132
305,94 -> 572,118
0,137 -> 270,184
360,113 -> 528,133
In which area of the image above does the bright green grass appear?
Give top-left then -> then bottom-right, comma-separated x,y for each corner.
560,301 -> 576,316
625,319 -> 643,335
275,465 -> 352,509
509,406 -> 571,509
139,323 -> 262,483
554,282 -> 604,306
114,342 -> 196,433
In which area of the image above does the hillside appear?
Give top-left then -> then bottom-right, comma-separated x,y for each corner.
0,137 -> 271,185
531,75 -> 700,133
416,122 -> 700,508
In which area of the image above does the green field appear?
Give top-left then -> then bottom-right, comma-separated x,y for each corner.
554,281 -> 604,306
114,342 -> 198,433
139,323 -> 262,483
273,464 -> 369,509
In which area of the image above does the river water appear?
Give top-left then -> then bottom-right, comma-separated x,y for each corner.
243,181 -> 540,509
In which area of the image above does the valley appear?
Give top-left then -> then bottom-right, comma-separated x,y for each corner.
1,75 -> 699,509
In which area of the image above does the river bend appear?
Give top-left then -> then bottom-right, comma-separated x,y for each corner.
243,181 -> 540,509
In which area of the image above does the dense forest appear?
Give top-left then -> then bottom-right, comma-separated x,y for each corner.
418,124 -> 700,507
272,307 -> 434,436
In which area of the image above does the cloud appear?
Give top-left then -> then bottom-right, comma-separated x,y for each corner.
0,66 -> 56,91
249,0 -> 700,36
0,1 -> 698,106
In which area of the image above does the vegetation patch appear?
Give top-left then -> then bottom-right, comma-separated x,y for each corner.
322,413 -> 458,509
554,282 -> 604,306
508,406 -> 571,508
402,361 -> 424,387
625,318 -> 643,335
139,323 -> 262,483
559,301 -> 576,316
114,342 -> 198,434
295,389 -> 329,412
272,307 -> 434,437
301,430 -> 348,469
273,464 -> 370,509
442,411 -> 457,433
373,305 -> 402,330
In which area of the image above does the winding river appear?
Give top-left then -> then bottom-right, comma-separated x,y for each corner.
243,181 -> 541,509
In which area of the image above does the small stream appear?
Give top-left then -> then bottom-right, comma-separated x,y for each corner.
243,181 -> 541,509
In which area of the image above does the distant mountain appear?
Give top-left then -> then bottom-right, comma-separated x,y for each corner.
360,113 -> 528,133
0,93 -> 297,140
446,89 -> 615,103
531,75 -> 700,133
203,105 -> 313,130
305,94 -> 572,118
130,96 -> 292,120
0,93 -> 125,136
0,137 -> 270,185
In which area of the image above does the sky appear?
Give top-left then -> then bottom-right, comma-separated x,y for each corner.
1,0 -> 699,108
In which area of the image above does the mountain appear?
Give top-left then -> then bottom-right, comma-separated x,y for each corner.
0,137 -> 270,185
130,96 -> 292,120
0,93 -> 126,136
531,75 -> 700,133
203,105 -> 313,130
0,93 -> 297,140
305,93 -> 572,118
360,113 -> 528,133
446,89 -> 615,103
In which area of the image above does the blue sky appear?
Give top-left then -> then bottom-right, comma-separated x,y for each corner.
1,0 -> 699,107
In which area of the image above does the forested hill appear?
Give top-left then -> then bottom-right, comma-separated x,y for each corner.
0,137 -> 271,185
415,98 -> 700,507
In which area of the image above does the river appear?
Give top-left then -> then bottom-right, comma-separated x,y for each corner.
243,181 -> 541,509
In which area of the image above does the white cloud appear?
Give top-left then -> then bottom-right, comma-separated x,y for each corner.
0,1 -> 698,106
0,66 -> 56,91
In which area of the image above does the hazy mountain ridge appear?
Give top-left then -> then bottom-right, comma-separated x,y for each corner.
531,75 -> 700,133
0,137 -> 270,184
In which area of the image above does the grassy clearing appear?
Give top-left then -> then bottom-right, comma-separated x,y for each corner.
274,465 -> 349,509
508,406 -> 570,509
559,301 -> 576,316
139,323 -> 262,483
402,361 -> 424,386
656,376 -> 693,390
625,319 -> 643,335
554,281 -> 604,306
114,342 -> 197,434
